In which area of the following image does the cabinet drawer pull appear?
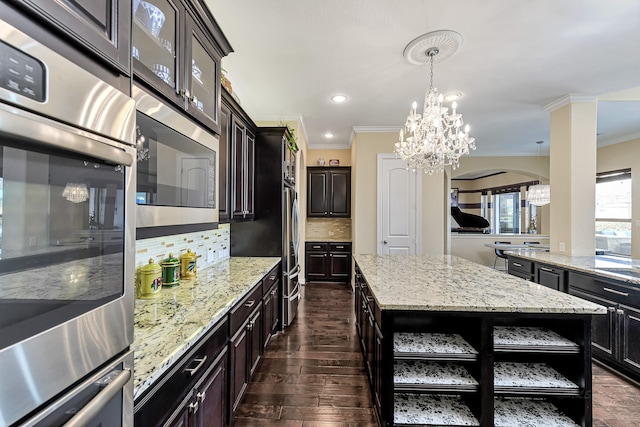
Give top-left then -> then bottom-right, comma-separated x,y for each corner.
603,287 -> 629,297
271,289 -> 277,296
313,245 -> 321,249
366,296 -> 374,302
513,262 -> 523,267
245,300 -> 256,308
188,401 -> 199,414
268,275 -> 277,280
335,246 -> 344,249
185,356 -> 208,377
607,307 -> 616,313
617,309 -> 625,315
539,267 -> 554,272
197,391 -> 206,403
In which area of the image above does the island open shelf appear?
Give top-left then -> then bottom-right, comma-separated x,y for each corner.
353,254 -> 606,427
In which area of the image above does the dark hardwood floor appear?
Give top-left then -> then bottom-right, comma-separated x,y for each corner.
232,282 -> 376,426
232,282 -> 640,427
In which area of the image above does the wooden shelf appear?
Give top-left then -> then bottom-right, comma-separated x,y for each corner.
394,393 -> 480,426
494,362 -> 580,396
494,326 -> 580,354
394,361 -> 479,393
394,333 -> 478,361
494,397 -> 579,427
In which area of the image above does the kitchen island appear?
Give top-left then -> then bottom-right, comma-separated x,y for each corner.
353,254 -> 606,427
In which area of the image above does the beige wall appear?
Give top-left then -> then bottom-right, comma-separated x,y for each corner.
597,137 -> 640,259
306,149 -> 351,166
351,131 -> 447,255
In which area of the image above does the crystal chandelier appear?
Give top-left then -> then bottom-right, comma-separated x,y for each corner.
62,183 -> 89,203
527,140 -> 550,206
395,39 -> 475,174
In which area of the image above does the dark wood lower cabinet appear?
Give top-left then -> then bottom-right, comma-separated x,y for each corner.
134,318 -> 228,427
305,242 -> 352,283
569,271 -> 640,381
229,301 -> 262,422
229,323 -> 249,413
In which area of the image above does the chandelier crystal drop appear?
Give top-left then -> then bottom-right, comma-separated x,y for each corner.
527,140 -> 550,206
395,47 -> 475,174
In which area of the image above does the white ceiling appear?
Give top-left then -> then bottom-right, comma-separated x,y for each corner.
206,0 -> 640,156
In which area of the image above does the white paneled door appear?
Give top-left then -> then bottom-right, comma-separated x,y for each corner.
377,154 -> 421,255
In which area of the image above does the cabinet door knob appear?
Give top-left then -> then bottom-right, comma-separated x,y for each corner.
197,391 -> 206,403
188,401 -> 199,414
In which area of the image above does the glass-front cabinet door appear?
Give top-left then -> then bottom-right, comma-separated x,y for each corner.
185,14 -> 221,132
133,1 -> 223,134
132,0 -> 183,105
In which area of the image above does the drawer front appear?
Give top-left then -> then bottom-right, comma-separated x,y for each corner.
329,242 -> 351,252
306,242 -> 329,252
262,264 -> 280,297
508,257 -> 533,274
230,283 -> 263,335
569,271 -> 640,307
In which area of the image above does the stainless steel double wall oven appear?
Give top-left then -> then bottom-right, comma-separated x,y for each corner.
0,18 -> 136,426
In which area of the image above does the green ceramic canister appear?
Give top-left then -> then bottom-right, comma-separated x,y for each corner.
136,258 -> 162,299
161,253 -> 180,287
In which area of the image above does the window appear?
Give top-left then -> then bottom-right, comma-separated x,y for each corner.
596,169 -> 631,256
493,191 -> 520,234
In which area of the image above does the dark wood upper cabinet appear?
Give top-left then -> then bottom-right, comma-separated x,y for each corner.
12,0 -> 132,75
219,88 -> 257,222
307,167 -> 351,218
132,0 -> 232,134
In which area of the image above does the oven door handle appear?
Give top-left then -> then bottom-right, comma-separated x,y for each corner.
0,103 -> 134,166
62,368 -> 132,427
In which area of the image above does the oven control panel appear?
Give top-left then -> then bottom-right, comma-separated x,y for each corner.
0,40 -> 45,102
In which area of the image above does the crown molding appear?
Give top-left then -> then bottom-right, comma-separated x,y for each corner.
599,131 -> 640,147
542,94 -> 598,112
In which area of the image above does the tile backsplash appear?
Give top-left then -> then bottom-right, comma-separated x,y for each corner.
306,218 -> 352,241
135,224 -> 230,270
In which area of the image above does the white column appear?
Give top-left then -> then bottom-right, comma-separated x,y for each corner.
544,95 -> 598,256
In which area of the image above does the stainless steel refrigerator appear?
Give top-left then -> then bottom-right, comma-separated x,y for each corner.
230,127 -> 301,328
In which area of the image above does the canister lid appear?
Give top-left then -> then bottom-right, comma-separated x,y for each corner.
139,258 -> 161,273
162,253 -> 179,265
180,249 -> 195,259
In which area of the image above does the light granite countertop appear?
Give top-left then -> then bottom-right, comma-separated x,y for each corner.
506,249 -> 640,286
306,239 -> 352,243
132,256 -> 280,400
353,254 -> 606,314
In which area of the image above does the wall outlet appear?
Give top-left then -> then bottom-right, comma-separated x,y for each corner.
207,249 -> 214,263
559,242 -> 566,252
219,248 -> 230,259
328,231 -> 335,236
28,236 -> 37,247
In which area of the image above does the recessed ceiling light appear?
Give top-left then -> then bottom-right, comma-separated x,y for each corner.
444,92 -> 462,102
324,132 -> 334,138
331,94 -> 347,103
